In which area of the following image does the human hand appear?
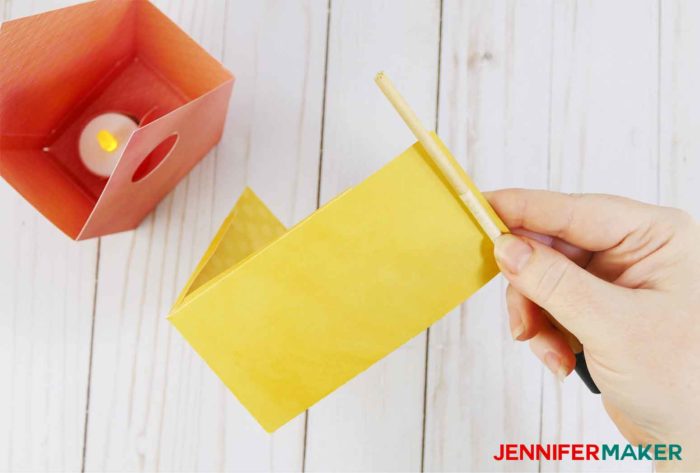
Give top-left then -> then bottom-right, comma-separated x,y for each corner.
485,189 -> 700,471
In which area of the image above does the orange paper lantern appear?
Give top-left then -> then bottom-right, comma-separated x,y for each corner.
0,0 -> 234,239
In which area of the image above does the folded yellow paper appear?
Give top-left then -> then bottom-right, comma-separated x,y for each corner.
168,135 -> 505,432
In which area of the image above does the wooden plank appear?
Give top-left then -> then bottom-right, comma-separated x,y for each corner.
0,189 -> 97,472
543,1 -> 658,471
660,0 -> 700,218
208,0 -> 327,470
303,1 -> 440,471
0,3 -> 98,472
6,1 -> 692,471
423,1 -> 550,471
82,1 -> 229,468
82,1 -> 327,471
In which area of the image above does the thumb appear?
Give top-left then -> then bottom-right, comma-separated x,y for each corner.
493,233 -> 623,343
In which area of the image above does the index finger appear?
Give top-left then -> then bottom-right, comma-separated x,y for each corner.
484,189 -> 654,252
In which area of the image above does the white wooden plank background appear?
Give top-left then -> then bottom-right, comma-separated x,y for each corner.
543,1 -> 659,472
1,0 -> 697,472
425,2 -> 549,471
305,1 -> 439,471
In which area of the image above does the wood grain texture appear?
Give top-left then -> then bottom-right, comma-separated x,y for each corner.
2,0 -> 699,471
660,0 -> 700,218
82,2 -> 230,469
424,1 -> 550,471
81,0 -> 326,471
210,0 -> 327,470
542,1 -> 658,471
303,1 -> 440,471
0,2 -> 96,472
0,184 -> 97,473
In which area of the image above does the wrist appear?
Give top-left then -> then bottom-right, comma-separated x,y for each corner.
655,438 -> 700,472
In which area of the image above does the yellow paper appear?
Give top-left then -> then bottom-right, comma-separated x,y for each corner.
168,135 -> 504,432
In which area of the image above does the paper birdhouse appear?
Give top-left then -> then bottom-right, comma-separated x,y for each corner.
0,0 -> 234,239
168,134 -> 508,432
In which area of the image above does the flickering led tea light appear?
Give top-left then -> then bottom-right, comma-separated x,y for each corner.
79,113 -> 138,177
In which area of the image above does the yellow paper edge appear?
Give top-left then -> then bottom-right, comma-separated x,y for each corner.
168,135 -> 503,432
432,133 -> 509,234
171,187 -> 286,308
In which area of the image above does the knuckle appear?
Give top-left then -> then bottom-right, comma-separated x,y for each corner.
651,207 -> 695,239
533,257 -> 572,308
558,193 -> 584,239
668,208 -> 695,228
516,194 -> 529,228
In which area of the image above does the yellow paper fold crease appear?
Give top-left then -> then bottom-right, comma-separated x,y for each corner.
169,135 -> 503,432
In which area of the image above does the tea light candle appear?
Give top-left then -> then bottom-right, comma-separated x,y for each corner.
79,112 -> 138,177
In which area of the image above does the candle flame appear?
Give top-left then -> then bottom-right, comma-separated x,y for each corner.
97,129 -> 118,153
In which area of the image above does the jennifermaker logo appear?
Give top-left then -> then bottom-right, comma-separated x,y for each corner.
493,443 -> 682,462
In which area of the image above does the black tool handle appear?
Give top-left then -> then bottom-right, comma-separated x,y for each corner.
575,350 -> 600,394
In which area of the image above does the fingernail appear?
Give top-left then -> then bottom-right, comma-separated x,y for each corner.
544,352 -> 568,382
509,310 -> 526,340
494,234 -> 533,274
511,322 -> 525,341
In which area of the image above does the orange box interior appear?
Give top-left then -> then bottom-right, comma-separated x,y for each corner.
0,0 -> 232,238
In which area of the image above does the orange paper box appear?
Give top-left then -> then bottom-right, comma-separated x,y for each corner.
0,0 -> 234,239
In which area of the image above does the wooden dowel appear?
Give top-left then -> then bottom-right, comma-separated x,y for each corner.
374,72 -> 502,242
375,73 -> 598,391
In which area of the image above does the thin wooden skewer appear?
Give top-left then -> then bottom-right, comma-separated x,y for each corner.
375,71 -> 502,242
375,72 -> 600,392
